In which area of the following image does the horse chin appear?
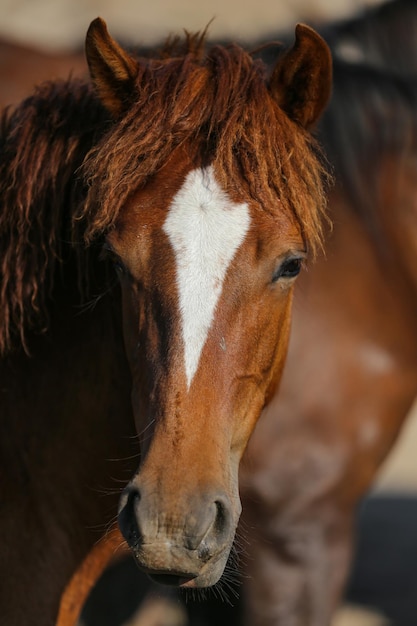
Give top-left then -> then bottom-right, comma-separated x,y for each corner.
131,543 -> 232,589
178,552 -> 230,589
147,562 -> 226,589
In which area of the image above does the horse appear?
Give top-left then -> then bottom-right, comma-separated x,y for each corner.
0,17 -> 332,626
68,4 -> 417,625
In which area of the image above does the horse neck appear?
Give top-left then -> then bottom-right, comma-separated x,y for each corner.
319,57 -> 417,302
327,152 -> 417,312
375,152 -> 417,297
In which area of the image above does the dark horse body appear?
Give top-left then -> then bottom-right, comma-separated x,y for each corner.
0,19 -> 331,626
0,82 -> 135,623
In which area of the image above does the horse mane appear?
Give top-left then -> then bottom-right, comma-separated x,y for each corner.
0,79 -> 108,354
318,57 -> 417,239
0,33 -> 329,355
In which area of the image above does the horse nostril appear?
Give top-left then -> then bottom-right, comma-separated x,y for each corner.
118,486 -> 142,547
197,495 -> 233,562
213,498 -> 229,537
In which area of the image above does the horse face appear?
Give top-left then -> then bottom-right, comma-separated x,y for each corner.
106,150 -> 305,587
85,17 -> 331,589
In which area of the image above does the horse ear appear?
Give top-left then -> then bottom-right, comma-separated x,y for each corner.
270,24 -> 332,129
85,17 -> 138,117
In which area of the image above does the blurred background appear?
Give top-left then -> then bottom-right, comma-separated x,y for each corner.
0,0 -> 383,50
1,1 -> 416,625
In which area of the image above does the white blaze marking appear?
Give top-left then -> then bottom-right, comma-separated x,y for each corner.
163,166 -> 251,388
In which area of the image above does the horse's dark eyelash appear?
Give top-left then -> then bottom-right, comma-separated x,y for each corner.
102,243 -> 120,263
100,242 -> 114,260
113,259 -> 126,274
100,244 -> 128,275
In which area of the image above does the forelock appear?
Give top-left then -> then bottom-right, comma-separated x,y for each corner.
80,37 -> 330,253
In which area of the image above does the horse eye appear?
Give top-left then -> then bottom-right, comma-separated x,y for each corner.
272,257 -> 303,282
102,243 -> 127,276
113,259 -> 126,275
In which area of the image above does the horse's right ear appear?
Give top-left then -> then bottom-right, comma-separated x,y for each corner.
85,17 -> 138,117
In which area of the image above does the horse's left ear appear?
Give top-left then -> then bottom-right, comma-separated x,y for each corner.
85,17 -> 138,117
270,24 -> 332,129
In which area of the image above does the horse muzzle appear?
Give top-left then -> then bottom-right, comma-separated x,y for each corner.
118,481 -> 239,587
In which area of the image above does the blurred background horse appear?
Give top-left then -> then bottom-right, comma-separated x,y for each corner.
240,4 -> 417,623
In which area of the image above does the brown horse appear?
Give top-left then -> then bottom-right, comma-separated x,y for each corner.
59,4 -> 417,625
70,5 -> 417,625
0,18 -> 331,626
239,18 -> 417,626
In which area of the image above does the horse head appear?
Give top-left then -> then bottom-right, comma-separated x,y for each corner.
83,18 -> 331,588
